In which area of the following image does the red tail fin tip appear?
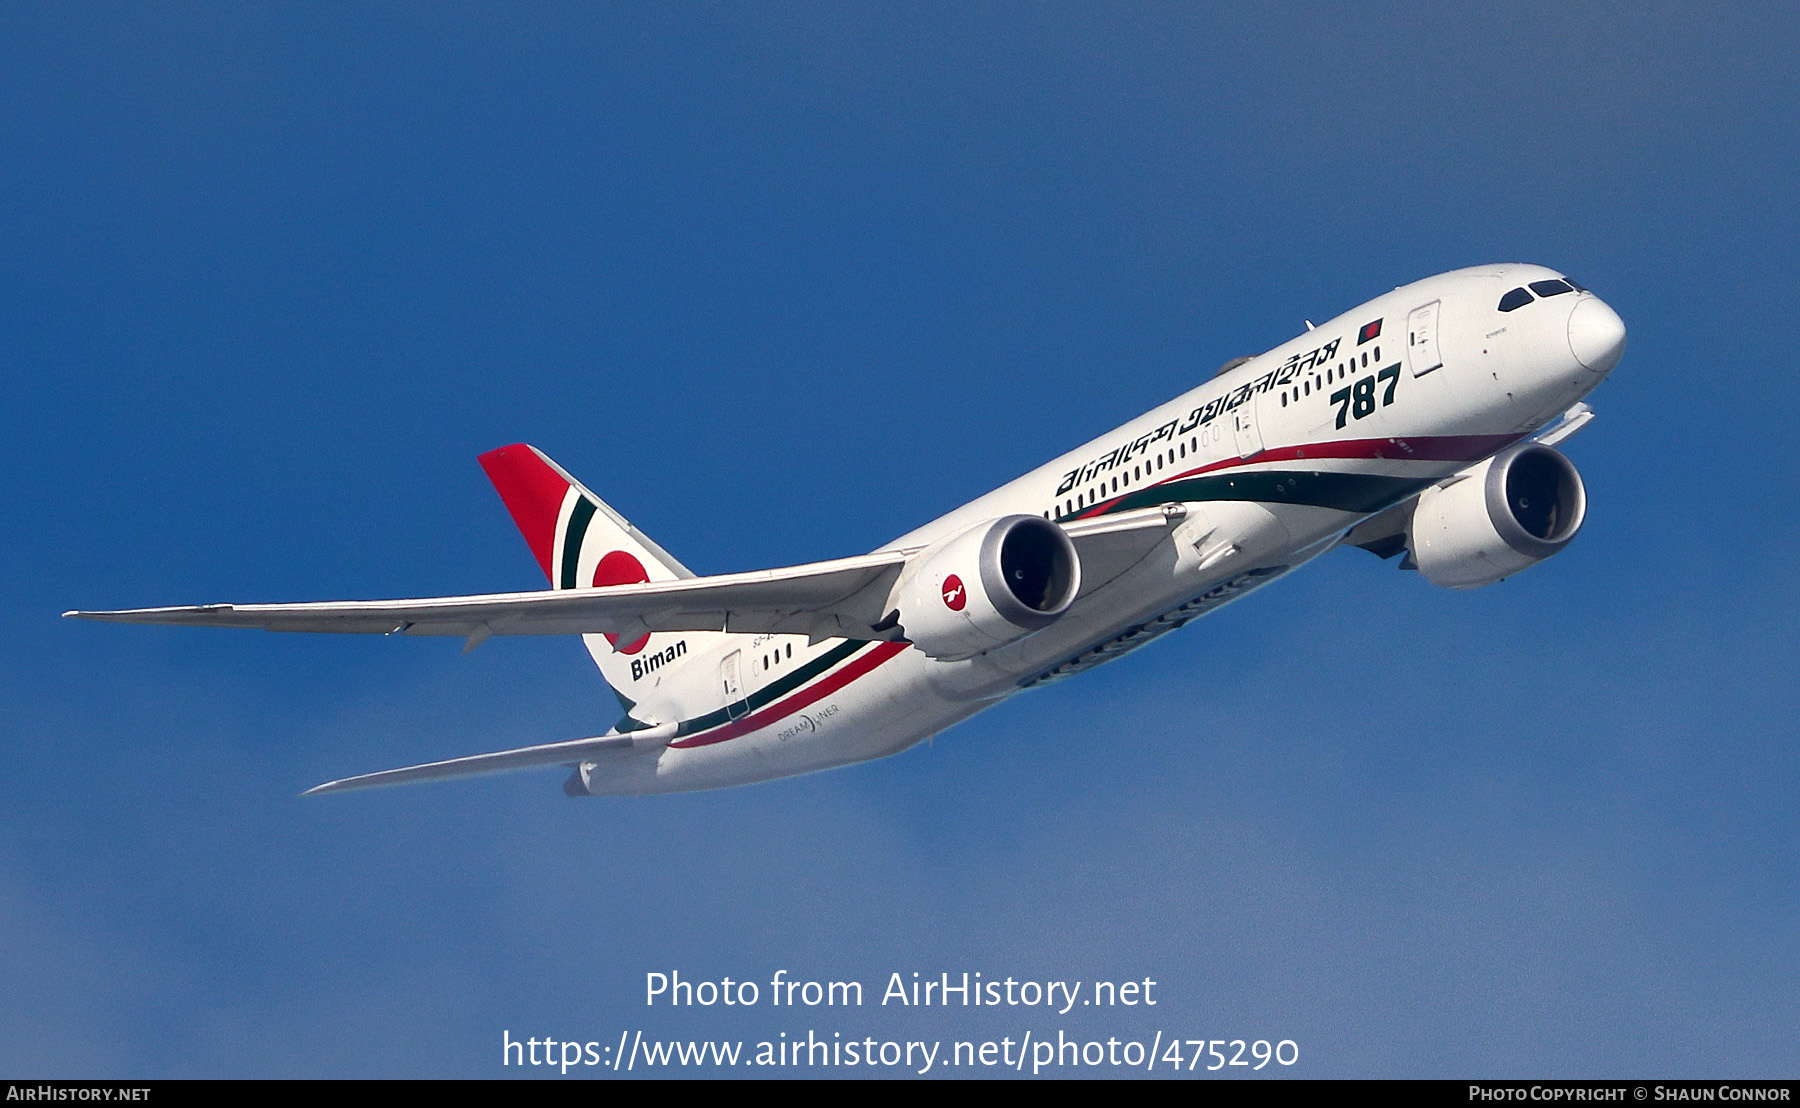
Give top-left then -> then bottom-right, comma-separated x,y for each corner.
478,444 -> 569,584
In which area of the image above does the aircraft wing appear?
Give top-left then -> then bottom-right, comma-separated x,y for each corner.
1061,504 -> 1188,595
65,506 -> 1190,645
66,550 -> 915,643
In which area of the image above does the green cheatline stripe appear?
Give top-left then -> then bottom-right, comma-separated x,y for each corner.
1059,470 -> 1431,523
560,497 -> 598,589
671,638 -> 871,738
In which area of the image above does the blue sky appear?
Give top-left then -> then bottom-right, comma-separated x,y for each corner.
3,3 -> 1797,1078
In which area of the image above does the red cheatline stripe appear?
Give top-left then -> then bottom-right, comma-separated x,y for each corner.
1070,432 -> 1521,519
669,641 -> 909,750
1237,432 -> 1521,468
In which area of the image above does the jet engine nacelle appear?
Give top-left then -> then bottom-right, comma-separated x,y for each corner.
1410,443 -> 1587,590
891,515 -> 1081,660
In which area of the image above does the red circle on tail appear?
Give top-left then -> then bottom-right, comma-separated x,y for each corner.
594,550 -> 652,654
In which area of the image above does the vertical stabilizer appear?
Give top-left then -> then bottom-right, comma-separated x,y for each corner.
479,443 -> 697,586
478,444 -> 717,719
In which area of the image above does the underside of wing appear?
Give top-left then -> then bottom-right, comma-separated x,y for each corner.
1061,504 -> 1188,595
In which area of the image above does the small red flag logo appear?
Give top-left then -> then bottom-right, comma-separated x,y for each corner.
941,574 -> 967,611
1358,319 -> 1383,345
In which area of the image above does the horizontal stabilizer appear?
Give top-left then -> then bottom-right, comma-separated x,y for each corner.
303,732 -> 652,795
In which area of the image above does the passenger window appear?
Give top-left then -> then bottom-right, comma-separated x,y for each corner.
1498,287 -> 1534,312
1529,279 -> 1574,298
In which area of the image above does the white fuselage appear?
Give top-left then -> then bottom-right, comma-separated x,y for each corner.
578,264 -> 1620,795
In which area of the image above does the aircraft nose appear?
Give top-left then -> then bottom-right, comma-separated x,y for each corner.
1567,295 -> 1626,373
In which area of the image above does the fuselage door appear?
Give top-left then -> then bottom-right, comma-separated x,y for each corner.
721,650 -> 749,720
1407,300 -> 1444,377
1232,394 -> 1264,459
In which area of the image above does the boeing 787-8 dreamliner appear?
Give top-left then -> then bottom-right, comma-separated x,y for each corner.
70,264 -> 1625,798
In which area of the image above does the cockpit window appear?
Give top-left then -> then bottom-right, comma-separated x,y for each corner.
1498,287 -> 1534,312
1529,279 -> 1574,298
1565,278 -> 1588,293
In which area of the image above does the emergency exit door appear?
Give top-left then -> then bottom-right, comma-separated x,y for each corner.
1232,396 -> 1264,459
721,650 -> 749,720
